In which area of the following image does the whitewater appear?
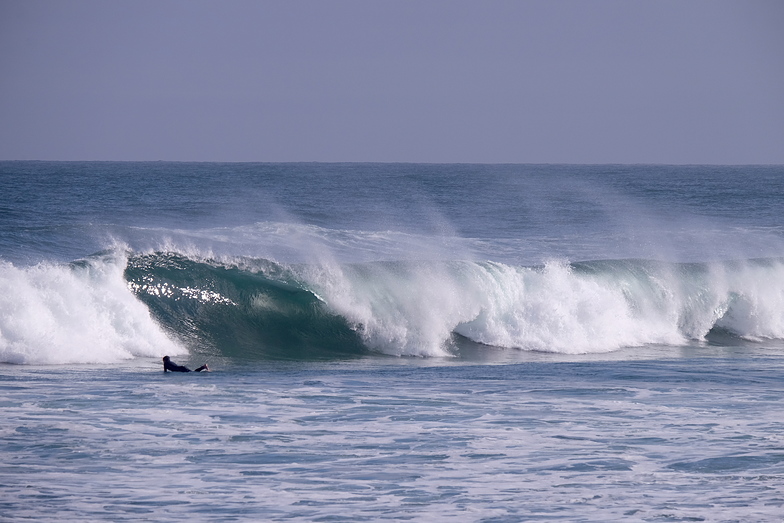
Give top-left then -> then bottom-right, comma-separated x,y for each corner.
2,162 -> 784,521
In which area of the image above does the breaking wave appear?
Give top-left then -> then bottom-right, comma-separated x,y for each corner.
4,249 -> 784,364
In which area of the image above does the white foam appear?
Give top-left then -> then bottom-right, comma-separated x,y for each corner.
713,260 -> 784,339
301,261 -> 477,357
454,260 -> 684,354
0,254 -> 184,364
300,258 -> 784,356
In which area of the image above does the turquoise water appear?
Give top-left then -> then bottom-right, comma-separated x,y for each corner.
2,162 -> 784,520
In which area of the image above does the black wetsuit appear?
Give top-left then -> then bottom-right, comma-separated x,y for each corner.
163,356 -> 208,372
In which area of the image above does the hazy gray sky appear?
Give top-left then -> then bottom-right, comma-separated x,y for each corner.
1,0 -> 782,163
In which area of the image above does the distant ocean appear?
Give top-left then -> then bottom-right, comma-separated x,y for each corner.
2,162 -> 784,521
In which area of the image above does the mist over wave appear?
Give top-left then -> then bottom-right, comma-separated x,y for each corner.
99,219 -> 784,267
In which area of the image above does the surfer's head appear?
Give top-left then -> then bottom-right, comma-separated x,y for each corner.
163,356 -> 170,362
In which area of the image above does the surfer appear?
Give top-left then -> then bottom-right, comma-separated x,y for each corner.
162,356 -> 209,373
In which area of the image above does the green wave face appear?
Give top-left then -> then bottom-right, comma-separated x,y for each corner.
125,253 -> 367,360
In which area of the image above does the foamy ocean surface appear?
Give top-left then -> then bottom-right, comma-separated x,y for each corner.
2,162 -> 784,521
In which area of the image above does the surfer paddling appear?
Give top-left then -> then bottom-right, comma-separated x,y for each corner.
162,356 -> 209,373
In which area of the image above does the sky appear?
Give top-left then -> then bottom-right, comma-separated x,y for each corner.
1,0 -> 783,163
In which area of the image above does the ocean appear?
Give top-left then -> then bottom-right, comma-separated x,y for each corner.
2,162 -> 784,521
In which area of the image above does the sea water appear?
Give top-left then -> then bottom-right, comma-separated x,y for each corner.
2,162 -> 784,521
